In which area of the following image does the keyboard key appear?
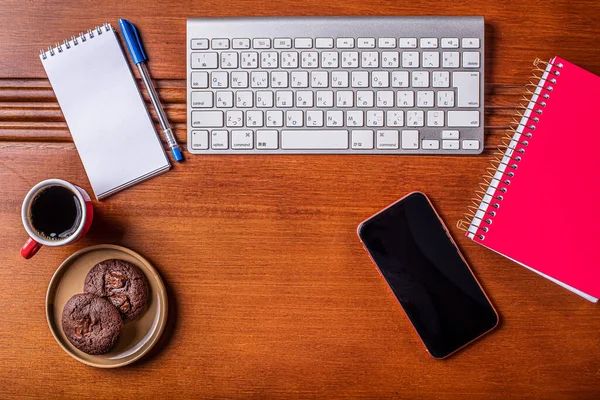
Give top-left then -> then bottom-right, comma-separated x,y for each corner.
211,38 -> 229,49
221,52 -> 238,69
211,130 -> 229,149
295,38 -> 313,48
271,71 -> 289,88
463,52 -> 480,68
381,52 -> 399,68
191,38 -> 209,50
296,91 -> 314,107
391,71 -> 409,88
412,71 -> 429,88
211,71 -> 228,88
332,71 -> 349,87
326,110 -> 344,127
257,130 -> 279,149
401,130 -> 419,149
216,91 -> 234,108
420,38 -> 438,48
232,38 -> 250,49
462,38 -> 480,48
376,91 -> 394,107
376,130 -> 399,149
191,52 -> 218,69
266,111 -> 284,127
261,52 -> 278,68
336,38 -> 354,48
274,38 -> 292,49
191,111 -> 224,127
281,130 -> 348,149
191,130 -> 209,149
452,71 -> 480,107
357,91 -> 374,107
352,130 -> 374,149
386,110 -> 404,127
236,91 -> 253,108
432,71 -> 450,87
232,130 -> 254,149
441,38 -> 459,48
241,52 -> 259,68
301,51 -> 318,68
291,71 -> 309,88
281,51 -> 299,68
316,90 -> 334,107
316,38 -> 334,48
256,91 -> 274,107
442,140 -> 459,149
437,91 -> 455,107
251,71 -> 268,88
422,52 -> 439,68
402,52 -> 419,68
397,91 -> 414,107
442,52 -> 459,68
276,91 -> 293,107
442,130 -> 459,139
367,110 -> 384,127
406,110 -> 424,127
226,110 -> 244,127
346,110 -> 364,127
361,52 -> 379,68
286,110 -> 304,127
307,110 -> 324,127
246,110 -> 264,127
321,52 -> 339,68
358,38 -> 376,48
341,52 -> 359,68
336,91 -> 354,107
448,111 -> 479,127
426,110 -> 444,126
253,38 -> 271,49
378,38 -> 396,48
399,38 -> 417,48
351,71 -> 369,88
423,139 -> 440,149
191,71 -> 209,88
462,139 -> 480,150
417,91 -> 434,107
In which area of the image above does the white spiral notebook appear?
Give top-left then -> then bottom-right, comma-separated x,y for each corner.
40,23 -> 170,199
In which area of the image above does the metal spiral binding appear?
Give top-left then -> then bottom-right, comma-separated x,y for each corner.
456,58 -> 564,240
39,22 -> 111,60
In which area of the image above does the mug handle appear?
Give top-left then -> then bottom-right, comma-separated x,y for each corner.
21,237 -> 42,259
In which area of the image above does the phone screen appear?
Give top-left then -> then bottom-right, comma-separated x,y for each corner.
358,192 -> 498,359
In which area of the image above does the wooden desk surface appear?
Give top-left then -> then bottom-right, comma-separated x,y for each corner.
1,1 -> 599,398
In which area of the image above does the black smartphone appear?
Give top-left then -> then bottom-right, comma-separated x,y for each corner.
357,192 -> 499,359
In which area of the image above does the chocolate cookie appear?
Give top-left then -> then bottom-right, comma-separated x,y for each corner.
62,293 -> 123,355
84,259 -> 149,324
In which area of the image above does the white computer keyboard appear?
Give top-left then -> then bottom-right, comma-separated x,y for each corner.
187,17 -> 484,154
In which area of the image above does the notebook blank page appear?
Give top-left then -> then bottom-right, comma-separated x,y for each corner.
474,57 -> 600,299
41,27 -> 169,199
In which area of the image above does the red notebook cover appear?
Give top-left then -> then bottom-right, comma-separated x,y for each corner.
462,57 -> 600,302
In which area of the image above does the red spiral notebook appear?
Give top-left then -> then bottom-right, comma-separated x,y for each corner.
459,57 -> 600,302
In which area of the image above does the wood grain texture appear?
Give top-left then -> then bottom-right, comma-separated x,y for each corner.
1,0 -> 599,399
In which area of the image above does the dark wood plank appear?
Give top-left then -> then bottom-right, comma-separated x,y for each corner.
1,0 -> 600,398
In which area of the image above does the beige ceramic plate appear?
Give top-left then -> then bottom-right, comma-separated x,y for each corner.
46,244 -> 168,368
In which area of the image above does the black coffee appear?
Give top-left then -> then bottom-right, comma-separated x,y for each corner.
30,186 -> 82,240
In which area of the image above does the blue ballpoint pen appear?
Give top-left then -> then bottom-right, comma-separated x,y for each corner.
119,18 -> 183,162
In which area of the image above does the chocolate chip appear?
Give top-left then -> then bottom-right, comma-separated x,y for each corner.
105,270 -> 127,289
109,294 -> 131,313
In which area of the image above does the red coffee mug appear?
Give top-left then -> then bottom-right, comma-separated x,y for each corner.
21,179 -> 94,259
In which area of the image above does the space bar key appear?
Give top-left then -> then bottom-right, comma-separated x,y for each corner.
281,130 -> 349,149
